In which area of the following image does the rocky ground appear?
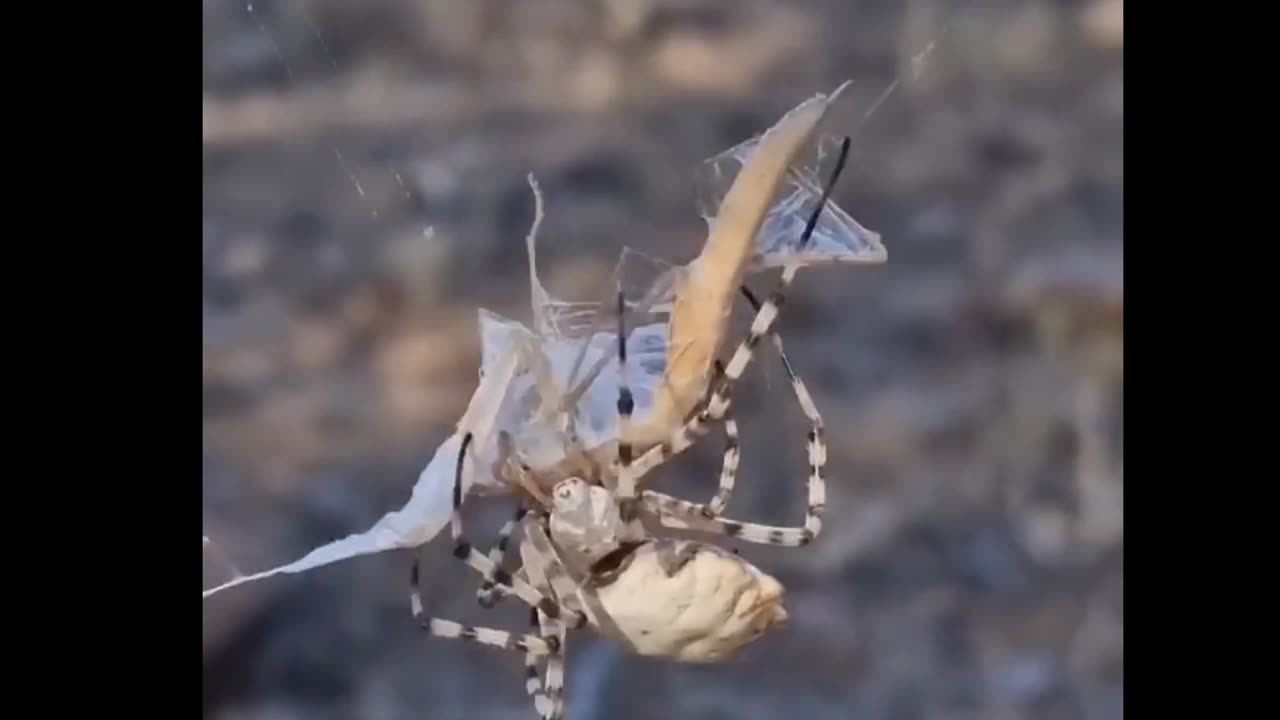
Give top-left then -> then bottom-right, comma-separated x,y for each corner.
202,1 -> 1123,719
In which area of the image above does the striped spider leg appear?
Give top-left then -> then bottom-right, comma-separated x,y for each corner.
409,433 -> 590,719
696,283 -> 818,518
518,520 -> 583,720
475,504 -> 531,607
616,135 -> 853,548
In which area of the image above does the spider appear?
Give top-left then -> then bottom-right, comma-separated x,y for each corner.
409,135 -> 852,719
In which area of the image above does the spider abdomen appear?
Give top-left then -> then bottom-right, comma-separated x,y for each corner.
590,539 -> 788,663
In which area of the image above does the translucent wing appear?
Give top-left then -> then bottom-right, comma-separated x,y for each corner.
696,133 -> 886,270
482,250 -> 678,475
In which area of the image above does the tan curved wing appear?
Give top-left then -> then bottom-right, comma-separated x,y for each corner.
637,81 -> 852,444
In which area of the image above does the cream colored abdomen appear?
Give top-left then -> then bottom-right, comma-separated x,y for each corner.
592,540 -> 788,663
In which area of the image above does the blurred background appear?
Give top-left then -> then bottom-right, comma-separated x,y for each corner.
202,1 -> 1123,718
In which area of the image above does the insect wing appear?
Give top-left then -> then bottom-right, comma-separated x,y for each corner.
695,133 -> 886,270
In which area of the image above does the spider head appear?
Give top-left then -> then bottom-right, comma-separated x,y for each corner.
551,477 -> 591,508
548,477 -> 624,561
